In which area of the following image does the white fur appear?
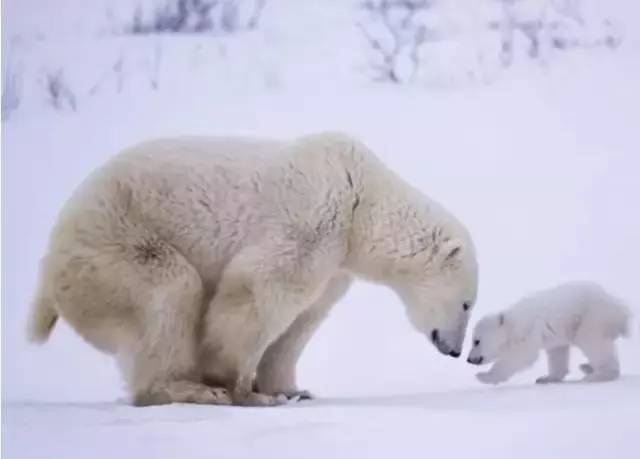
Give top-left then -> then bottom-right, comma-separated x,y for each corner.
28,131 -> 478,406
468,281 -> 632,385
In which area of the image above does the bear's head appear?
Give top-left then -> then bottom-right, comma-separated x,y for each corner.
392,236 -> 478,359
466,313 -> 509,365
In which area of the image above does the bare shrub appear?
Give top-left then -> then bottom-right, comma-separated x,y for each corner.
1,56 -> 22,121
126,0 -> 267,35
359,0 -> 437,83
42,69 -> 77,112
246,0 -> 267,29
490,0 -> 621,67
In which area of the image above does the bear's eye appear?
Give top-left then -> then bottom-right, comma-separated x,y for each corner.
473,339 -> 480,346
463,302 -> 470,311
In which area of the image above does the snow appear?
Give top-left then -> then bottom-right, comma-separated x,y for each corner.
4,377 -> 640,459
2,0 -> 640,458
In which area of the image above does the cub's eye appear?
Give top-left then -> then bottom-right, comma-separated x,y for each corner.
473,339 -> 480,347
463,302 -> 470,311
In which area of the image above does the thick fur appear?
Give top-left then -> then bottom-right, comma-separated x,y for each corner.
28,131 -> 478,406
468,281 -> 632,385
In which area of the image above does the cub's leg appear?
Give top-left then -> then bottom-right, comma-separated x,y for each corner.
536,346 -> 570,384
476,346 -> 539,385
575,337 -> 620,382
255,272 -> 353,400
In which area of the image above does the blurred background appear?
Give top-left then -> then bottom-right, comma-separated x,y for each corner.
2,0 -> 640,402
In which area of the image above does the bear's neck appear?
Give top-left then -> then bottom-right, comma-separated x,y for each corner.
342,158 -> 448,284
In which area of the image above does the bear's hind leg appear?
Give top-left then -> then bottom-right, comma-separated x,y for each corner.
101,237 -> 231,406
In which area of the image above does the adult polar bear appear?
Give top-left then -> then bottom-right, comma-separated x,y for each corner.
29,132 -> 478,407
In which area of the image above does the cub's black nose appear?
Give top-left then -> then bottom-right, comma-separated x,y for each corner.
449,350 -> 461,358
467,356 -> 484,365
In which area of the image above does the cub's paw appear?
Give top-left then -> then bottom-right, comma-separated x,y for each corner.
579,363 -> 594,375
476,372 -> 501,385
581,371 -> 620,383
535,375 -> 564,385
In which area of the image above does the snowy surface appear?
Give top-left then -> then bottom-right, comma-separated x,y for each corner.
3,1 -> 640,458
4,376 -> 640,459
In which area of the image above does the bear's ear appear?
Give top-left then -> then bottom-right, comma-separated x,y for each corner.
440,239 -> 465,266
498,313 -> 505,326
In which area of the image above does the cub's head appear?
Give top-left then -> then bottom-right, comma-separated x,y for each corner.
466,313 -> 509,365
393,235 -> 478,359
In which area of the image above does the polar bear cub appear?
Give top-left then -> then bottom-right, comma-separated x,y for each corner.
467,281 -> 631,385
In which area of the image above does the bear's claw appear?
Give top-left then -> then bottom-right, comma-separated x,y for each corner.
280,389 -> 314,402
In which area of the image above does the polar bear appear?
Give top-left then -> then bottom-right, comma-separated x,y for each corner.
28,131 -> 478,406
467,281 -> 631,385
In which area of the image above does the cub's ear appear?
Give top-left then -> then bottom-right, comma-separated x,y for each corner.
498,313 -> 505,326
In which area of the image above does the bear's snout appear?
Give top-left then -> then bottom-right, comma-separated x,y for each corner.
430,328 -> 462,358
467,356 -> 484,365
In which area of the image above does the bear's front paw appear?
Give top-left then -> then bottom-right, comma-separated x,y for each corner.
279,389 -> 314,402
476,372 -> 501,385
232,391 -> 289,407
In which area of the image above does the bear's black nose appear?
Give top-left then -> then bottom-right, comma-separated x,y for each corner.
467,356 -> 484,365
449,350 -> 461,358
431,329 -> 439,343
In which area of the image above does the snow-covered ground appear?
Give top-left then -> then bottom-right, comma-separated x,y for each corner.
4,376 -> 640,459
2,1 -> 640,458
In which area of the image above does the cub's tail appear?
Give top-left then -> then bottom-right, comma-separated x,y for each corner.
617,301 -> 633,339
